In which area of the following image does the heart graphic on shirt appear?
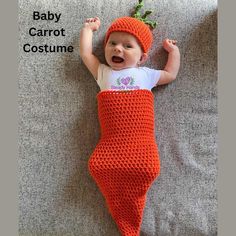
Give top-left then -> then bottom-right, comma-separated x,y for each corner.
121,77 -> 131,86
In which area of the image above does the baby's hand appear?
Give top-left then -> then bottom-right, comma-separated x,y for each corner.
84,17 -> 101,31
163,39 -> 179,53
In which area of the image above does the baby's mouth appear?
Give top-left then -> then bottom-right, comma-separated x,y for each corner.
112,56 -> 124,63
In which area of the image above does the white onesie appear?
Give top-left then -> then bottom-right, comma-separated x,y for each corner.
96,64 -> 161,91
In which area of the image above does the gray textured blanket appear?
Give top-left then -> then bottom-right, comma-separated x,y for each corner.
19,0 -> 217,235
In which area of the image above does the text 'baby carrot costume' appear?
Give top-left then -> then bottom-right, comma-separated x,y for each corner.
88,2 -> 161,236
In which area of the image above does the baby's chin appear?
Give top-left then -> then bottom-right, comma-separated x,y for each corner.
110,66 -> 125,71
110,65 -> 139,71
106,61 -> 138,71
106,62 -> 125,71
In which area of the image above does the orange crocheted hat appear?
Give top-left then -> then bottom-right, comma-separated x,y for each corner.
105,16 -> 153,53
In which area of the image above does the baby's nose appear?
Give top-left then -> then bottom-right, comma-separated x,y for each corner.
114,44 -> 122,52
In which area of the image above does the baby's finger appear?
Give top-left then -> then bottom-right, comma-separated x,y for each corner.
91,17 -> 100,22
85,18 -> 95,23
163,38 -> 170,44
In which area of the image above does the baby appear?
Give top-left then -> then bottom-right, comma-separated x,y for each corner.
80,17 -> 180,90
80,14 -> 180,236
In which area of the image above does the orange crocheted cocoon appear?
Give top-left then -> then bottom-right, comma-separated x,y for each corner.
88,89 -> 160,236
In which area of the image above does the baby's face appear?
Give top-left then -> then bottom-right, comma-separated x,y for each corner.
105,32 -> 144,70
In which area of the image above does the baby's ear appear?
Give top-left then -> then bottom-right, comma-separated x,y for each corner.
140,53 -> 148,64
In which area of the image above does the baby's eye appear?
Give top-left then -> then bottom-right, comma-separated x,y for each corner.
110,41 -> 116,46
125,44 -> 132,49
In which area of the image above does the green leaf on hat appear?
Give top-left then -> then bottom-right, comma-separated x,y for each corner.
132,0 -> 157,29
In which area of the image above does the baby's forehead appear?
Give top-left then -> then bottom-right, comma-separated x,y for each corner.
109,31 -> 137,41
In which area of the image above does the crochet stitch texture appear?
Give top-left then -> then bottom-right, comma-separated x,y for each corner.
105,16 -> 153,53
88,90 -> 160,236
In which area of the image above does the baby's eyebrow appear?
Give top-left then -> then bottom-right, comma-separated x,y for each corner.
122,40 -> 133,43
108,40 -> 116,43
124,42 -> 135,45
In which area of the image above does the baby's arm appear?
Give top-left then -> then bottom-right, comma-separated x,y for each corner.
157,39 -> 180,85
79,17 -> 101,79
